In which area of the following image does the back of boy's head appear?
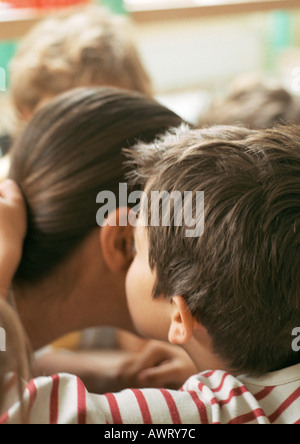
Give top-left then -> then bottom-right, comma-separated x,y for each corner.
9,6 -> 152,119
131,124 -> 300,376
199,74 -> 300,130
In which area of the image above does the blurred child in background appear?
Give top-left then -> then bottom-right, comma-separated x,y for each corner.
0,4 -> 152,178
9,5 -> 152,122
198,74 -> 300,129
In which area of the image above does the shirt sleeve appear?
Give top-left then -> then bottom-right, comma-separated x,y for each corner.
3,373 -> 209,424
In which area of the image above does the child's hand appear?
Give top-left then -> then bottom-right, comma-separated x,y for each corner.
0,180 -> 27,294
118,340 -> 198,390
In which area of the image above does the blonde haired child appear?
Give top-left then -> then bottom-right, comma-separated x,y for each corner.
0,4 -> 152,182
9,5 -> 152,121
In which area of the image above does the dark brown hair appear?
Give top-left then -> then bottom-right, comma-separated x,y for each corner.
131,124 -> 300,376
9,87 -> 183,284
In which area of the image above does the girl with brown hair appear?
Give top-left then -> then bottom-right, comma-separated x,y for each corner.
0,87 -> 196,423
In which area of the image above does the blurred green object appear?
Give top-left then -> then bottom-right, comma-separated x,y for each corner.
0,41 -> 17,90
270,11 -> 292,50
266,11 -> 293,72
98,0 -> 126,15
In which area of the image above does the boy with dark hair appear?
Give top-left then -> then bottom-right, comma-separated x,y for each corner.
119,124 -> 300,423
129,124 -> 300,376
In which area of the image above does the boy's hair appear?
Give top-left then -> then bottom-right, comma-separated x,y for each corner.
131,124 -> 300,376
198,75 -> 300,129
9,6 -> 152,117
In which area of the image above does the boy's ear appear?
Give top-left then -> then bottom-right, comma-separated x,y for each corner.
168,296 -> 195,345
100,207 -> 134,273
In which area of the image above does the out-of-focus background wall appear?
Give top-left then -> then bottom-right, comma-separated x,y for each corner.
1,0 -> 300,124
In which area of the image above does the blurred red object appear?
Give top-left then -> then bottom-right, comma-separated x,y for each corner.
7,0 -> 90,8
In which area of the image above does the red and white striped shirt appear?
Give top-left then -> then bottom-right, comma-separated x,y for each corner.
1,364 -> 300,424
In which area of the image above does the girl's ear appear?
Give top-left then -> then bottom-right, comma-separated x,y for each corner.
100,207 -> 134,273
168,296 -> 195,345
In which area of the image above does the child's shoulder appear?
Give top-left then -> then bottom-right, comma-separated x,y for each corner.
98,365 -> 300,424
0,373 -> 106,424
2,365 -> 300,424
181,365 -> 300,424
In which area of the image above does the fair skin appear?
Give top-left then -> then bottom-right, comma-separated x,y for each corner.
125,221 -> 227,373
14,211 -> 136,351
0,180 -> 27,296
12,208 -> 197,391
0,182 -> 219,389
